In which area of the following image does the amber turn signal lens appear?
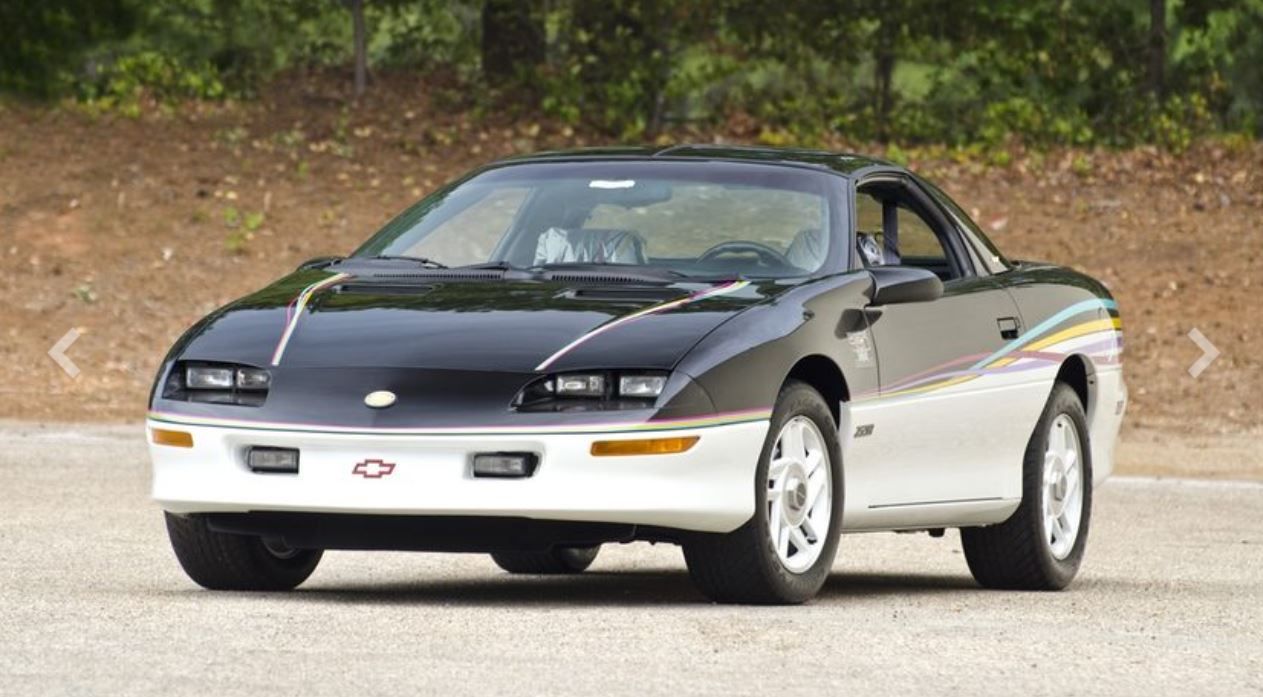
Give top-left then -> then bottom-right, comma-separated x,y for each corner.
590,436 -> 699,456
151,428 -> 194,448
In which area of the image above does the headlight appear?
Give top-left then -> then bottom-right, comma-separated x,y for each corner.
618,374 -> 666,398
555,373 -> 606,397
186,366 -> 271,391
166,363 -> 271,406
186,366 -> 235,390
515,370 -> 668,412
235,368 -> 272,390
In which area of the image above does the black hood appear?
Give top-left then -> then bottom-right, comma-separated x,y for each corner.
173,270 -> 788,374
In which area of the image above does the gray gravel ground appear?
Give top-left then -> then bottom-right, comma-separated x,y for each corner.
1,422 -> 1260,697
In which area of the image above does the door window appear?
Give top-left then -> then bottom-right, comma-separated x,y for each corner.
855,185 -> 962,280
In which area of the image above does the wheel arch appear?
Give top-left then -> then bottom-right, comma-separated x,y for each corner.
1055,354 -> 1095,421
784,354 -> 850,426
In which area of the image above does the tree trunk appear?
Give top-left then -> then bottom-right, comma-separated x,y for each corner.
350,0 -> 367,98
873,20 -> 897,143
481,0 -> 544,84
1148,0 -> 1166,99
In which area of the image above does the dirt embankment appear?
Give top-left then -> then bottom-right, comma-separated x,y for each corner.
1,74 -> 1260,436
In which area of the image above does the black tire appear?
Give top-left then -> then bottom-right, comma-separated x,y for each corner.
164,512 -> 322,591
961,382 -> 1093,590
490,545 -> 600,574
682,380 -> 844,604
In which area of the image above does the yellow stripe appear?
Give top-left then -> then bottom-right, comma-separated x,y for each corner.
1023,318 -> 1120,353
881,374 -> 978,399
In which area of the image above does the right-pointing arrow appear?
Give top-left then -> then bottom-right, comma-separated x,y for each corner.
1187,328 -> 1220,378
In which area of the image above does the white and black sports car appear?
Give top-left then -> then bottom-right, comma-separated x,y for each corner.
149,146 -> 1126,604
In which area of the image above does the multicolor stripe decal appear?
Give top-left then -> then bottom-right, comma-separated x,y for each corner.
970,299 -> 1118,370
534,280 -> 750,372
270,273 -> 353,366
146,406 -> 772,437
860,298 -> 1122,400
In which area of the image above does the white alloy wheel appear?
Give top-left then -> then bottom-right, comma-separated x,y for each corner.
766,415 -> 832,573
1042,413 -> 1084,560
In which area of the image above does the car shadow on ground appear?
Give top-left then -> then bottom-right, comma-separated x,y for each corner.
231,569 -> 983,608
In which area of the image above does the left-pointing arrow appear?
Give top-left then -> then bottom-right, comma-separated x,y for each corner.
49,328 -> 82,378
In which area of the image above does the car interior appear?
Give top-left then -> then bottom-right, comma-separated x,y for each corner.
854,180 -> 967,281
490,180 -> 832,278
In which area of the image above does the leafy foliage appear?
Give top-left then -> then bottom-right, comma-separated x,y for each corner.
1,0 -> 1259,147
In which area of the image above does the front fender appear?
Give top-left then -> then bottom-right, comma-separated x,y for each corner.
674,272 -> 879,414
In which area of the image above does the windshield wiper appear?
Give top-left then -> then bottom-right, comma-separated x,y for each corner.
457,261 -> 519,271
370,255 -> 448,269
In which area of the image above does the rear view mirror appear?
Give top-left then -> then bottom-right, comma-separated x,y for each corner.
868,266 -> 944,305
584,180 -> 673,208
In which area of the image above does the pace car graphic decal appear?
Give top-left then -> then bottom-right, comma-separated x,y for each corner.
270,272 -> 353,366
534,280 -> 751,372
861,298 -> 1122,400
146,406 -> 774,437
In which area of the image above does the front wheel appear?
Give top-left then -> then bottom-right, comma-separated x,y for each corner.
164,512 -> 322,591
683,380 -> 843,604
961,382 -> 1093,590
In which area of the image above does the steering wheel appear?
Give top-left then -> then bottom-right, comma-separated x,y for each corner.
697,240 -> 790,268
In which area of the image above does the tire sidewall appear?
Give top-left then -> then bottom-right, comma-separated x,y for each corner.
1029,384 -> 1094,587
556,545 -> 600,572
749,381 -> 845,602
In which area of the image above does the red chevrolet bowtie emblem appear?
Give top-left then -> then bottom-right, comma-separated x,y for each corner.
352,459 -> 396,478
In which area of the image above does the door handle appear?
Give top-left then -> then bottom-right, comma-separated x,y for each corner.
997,317 -> 1021,340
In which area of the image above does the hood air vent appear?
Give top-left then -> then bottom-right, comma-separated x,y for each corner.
563,287 -> 685,303
366,270 -> 506,282
336,282 -> 435,296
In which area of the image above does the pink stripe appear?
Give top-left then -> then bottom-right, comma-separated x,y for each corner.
147,405 -> 773,435
534,281 -> 748,372
271,273 -> 351,366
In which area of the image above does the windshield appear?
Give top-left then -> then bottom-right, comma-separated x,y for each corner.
354,160 -> 842,279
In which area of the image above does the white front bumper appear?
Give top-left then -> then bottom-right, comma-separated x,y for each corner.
148,419 -> 769,533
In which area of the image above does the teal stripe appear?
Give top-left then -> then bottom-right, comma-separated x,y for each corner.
970,298 -> 1118,370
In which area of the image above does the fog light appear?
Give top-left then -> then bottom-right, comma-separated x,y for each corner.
151,428 -> 193,448
472,452 -> 538,478
591,436 -> 699,456
247,447 -> 299,473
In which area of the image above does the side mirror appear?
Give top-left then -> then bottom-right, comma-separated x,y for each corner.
868,266 -> 944,305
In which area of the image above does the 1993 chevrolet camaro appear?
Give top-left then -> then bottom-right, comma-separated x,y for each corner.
149,145 -> 1126,604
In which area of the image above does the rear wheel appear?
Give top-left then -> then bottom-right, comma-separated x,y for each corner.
683,380 -> 843,604
961,382 -> 1093,590
164,512 -> 322,591
490,546 -> 600,574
